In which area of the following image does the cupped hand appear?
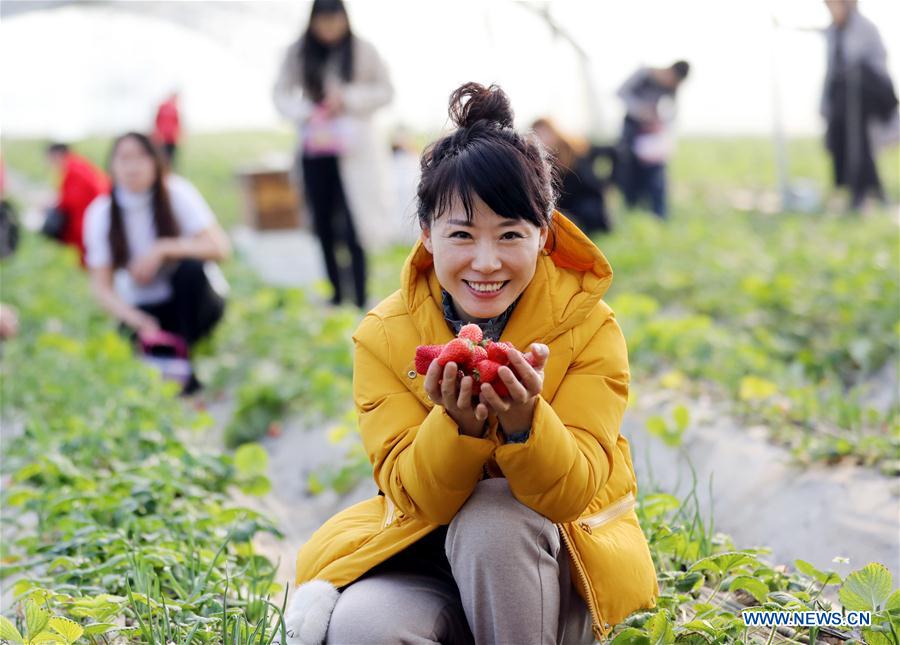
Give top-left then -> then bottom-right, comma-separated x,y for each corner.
479,343 -> 549,436
423,359 -> 492,437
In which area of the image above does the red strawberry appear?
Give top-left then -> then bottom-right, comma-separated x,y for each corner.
437,338 -> 473,368
472,359 -> 501,384
492,379 -> 510,397
472,345 -> 488,364
458,323 -> 483,344
415,344 -> 444,375
486,341 -> 515,365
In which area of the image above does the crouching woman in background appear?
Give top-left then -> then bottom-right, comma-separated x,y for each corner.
83,132 -> 230,388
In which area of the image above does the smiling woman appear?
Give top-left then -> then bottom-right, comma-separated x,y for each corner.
284,82 -> 658,645
418,82 -> 552,322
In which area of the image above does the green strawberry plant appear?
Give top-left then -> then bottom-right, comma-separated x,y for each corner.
1,236 -> 287,641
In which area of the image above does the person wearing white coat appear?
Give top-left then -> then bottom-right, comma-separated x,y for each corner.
273,0 -> 394,307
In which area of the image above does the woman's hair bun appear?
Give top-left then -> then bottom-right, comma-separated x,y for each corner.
448,82 -> 514,130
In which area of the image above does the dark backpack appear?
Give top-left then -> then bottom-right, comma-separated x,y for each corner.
860,61 -> 899,121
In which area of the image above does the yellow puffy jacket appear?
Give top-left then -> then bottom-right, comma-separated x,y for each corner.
294,211 -> 658,641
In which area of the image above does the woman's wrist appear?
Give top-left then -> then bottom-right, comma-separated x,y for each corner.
156,238 -> 178,261
458,417 -> 489,438
498,398 -> 537,437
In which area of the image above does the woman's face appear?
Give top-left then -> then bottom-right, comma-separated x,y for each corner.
111,137 -> 156,193
422,196 -> 548,323
310,12 -> 349,45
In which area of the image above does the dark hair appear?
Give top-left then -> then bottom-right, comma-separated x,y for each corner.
417,83 -> 556,236
107,132 -> 179,269
672,60 -> 690,80
46,142 -> 69,155
299,0 -> 353,103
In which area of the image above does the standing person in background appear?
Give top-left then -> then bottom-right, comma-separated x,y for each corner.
83,132 -> 230,392
532,117 -> 615,235
273,0 -> 393,308
616,61 -> 690,219
154,91 -> 182,169
45,143 -> 110,264
822,0 -> 898,210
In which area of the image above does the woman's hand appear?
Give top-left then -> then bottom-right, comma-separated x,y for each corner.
129,245 -> 165,285
424,360 -> 492,438
321,89 -> 344,116
480,343 -> 550,437
133,312 -> 160,337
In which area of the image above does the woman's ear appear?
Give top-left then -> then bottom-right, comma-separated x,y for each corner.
421,226 -> 433,254
538,226 -> 549,251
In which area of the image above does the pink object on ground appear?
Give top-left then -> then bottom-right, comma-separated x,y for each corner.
138,329 -> 192,386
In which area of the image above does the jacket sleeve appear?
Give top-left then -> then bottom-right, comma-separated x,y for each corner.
273,41 -> 314,124
494,315 -> 629,523
353,315 -> 496,524
341,40 -> 394,117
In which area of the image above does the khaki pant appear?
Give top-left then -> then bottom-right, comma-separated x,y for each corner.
326,479 -> 594,645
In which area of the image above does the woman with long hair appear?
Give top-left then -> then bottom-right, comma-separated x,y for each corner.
274,0 -> 393,308
83,133 -> 230,384
284,83 -> 658,645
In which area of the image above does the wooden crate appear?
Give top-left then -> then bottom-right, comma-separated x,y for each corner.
236,168 -> 308,231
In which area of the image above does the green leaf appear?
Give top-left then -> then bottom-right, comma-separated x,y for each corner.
0,616 -> 24,644
639,493 -> 680,520
861,627 -> 894,645
646,611 -> 675,644
610,627 -> 651,645
794,559 -> 841,586
730,576 -> 769,604
689,552 -> 760,577
234,443 -> 268,477
29,631 -> 64,644
25,601 -> 50,639
646,416 -> 667,438
238,474 -> 272,496
675,633 -> 714,644
81,623 -> 119,636
307,472 -> 324,495
680,620 -> 718,636
674,571 -> 704,593
768,591 -> 803,607
839,563 -> 892,612
49,617 -> 84,644
673,405 -> 690,431
885,589 -> 900,612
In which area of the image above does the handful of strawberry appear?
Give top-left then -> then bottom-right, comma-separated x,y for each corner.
415,324 -> 536,397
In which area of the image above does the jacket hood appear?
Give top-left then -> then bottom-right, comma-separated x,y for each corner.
399,210 -> 614,347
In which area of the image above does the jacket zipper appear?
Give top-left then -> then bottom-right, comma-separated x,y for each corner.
577,491 -> 636,534
383,495 -> 396,528
559,525 -> 607,641
558,491 -> 637,641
